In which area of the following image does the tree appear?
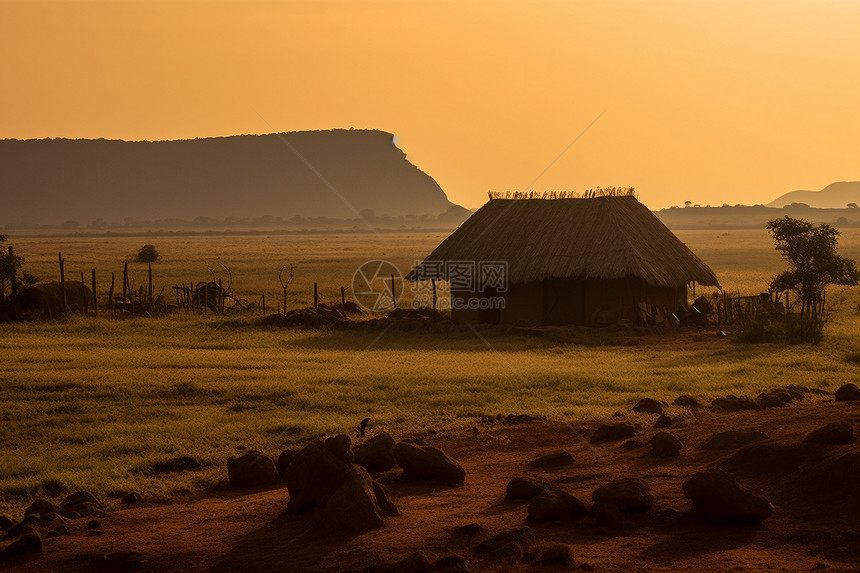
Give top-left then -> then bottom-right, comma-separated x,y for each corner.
136,244 -> 160,263
0,235 -> 38,318
766,216 -> 859,341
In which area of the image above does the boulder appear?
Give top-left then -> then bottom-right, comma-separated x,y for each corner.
650,432 -> 683,458
354,433 -> 397,473
711,395 -> 760,412
0,516 -> 14,531
620,439 -> 644,449
386,553 -> 435,573
537,542 -> 574,565
835,383 -> 860,401
394,442 -> 465,485
592,478 -> 653,512
505,476 -> 550,500
527,490 -> 587,522
701,430 -> 768,450
453,522 -> 484,537
59,491 -> 106,517
320,467 -> 387,532
121,492 -> 142,504
592,502 -> 624,530
654,415 -> 672,429
433,554 -> 468,572
803,421 -> 856,445
285,437 -> 354,512
275,449 -> 297,476
682,468 -> 773,525
87,519 -> 103,530
24,499 -> 56,517
673,395 -> 699,408
526,450 -> 574,469
371,480 -> 399,516
756,387 -> 803,408
488,541 -> 524,563
591,423 -> 636,443
632,398 -> 665,414
475,526 -> 535,553
825,452 -> 860,487
2,533 -> 42,558
226,451 -> 280,488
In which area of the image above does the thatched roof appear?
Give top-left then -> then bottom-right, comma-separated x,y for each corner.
407,195 -> 719,288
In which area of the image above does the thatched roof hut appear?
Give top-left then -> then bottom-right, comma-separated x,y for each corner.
408,193 -> 719,326
14,281 -> 92,320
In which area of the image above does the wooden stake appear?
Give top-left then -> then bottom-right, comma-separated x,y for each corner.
314,282 -> 318,309
341,286 -> 346,305
91,268 -> 97,311
261,293 -> 266,315
108,272 -> 115,314
122,261 -> 128,303
390,274 -> 396,308
59,252 -> 67,316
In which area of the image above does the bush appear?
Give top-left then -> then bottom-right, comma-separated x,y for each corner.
738,314 -> 823,345
135,244 -> 159,263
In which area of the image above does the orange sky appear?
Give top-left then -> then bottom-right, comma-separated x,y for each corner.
2,0 -> 859,210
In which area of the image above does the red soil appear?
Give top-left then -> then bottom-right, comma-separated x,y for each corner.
3,399 -> 859,572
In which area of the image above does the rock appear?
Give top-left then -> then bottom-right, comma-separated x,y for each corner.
64,511 -> 81,520
475,526 -> 535,553
673,395 -> 699,408
371,480 -> 399,516
275,449 -> 297,476
506,476 -> 550,500
434,554 -> 468,572
353,433 -> 397,473
325,434 -> 354,464
386,552 -> 434,573
121,492 -> 142,504
87,519 -> 102,530
654,415 -> 672,428
591,423 -> 636,443
227,450 -> 281,488
24,499 -> 56,517
592,502 -> 624,530
285,438 -> 353,512
682,468 -> 774,525
620,439 -> 644,449
0,516 -> 14,531
48,525 -> 71,537
537,542 -> 574,564
711,395 -> 760,412
394,442 -> 465,485
724,443 -> 806,477
632,398 -> 665,414
701,430 -> 769,450
87,529 -> 104,536
7,515 -> 40,538
756,387 -> 802,408
527,450 -> 574,468
2,533 -> 42,558
835,383 -> 860,401
452,522 -> 484,537
592,478 -> 653,512
650,432 -> 683,458
63,491 -> 98,507
803,422 -> 856,445
527,490 -> 587,522
488,541 -> 524,563
60,502 -> 105,518
825,452 -> 860,487
321,467 -> 386,532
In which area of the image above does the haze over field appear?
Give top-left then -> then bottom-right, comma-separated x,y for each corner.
2,1 -> 859,210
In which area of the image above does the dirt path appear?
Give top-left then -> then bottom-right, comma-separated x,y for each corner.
3,399 -> 859,572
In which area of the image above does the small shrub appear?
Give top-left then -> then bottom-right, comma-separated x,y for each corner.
40,477 -> 67,496
135,244 -> 160,263
738,314 -> 823,345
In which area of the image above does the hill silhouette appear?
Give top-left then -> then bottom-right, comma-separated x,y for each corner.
0,130 -> 457,227
767,181 -> 860,209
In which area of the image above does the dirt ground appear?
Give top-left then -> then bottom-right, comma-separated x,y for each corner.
2,397 -> 859,573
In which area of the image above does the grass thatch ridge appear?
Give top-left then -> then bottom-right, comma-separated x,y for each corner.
488,187 -> 636,200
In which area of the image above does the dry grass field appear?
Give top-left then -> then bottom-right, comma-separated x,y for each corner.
2,229 -> 860,519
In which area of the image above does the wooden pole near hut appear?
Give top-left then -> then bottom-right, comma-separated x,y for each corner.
108,272 -> 115,314
58,252 -> 67,316
91,269 -> 97,311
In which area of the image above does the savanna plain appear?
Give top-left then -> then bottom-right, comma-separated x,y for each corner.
2,229 -> 860,572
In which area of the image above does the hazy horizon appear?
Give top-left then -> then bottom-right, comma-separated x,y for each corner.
2,0 -> 859,210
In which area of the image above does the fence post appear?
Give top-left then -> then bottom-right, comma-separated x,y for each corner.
314,282 -> 318,309
108,272 -> 115,314
59,252 -> 67,316
122,261 -> 128,305
390,274 -> 396,308
261,293 -> 265,315
91,268 -> 97,311
80,272 -> 88,315
340,286 -> 345,305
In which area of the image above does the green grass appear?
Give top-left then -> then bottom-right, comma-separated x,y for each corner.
3,228 -> 860,515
